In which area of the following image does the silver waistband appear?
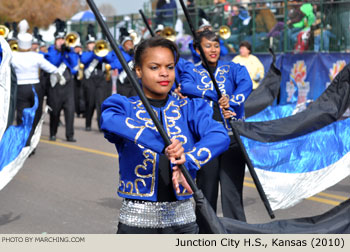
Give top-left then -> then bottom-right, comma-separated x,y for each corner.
119,199 -> 196,228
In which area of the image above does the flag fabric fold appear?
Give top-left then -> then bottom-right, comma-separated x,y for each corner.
234,63 -> 350,142
241,117 -> 350,210
0,37 -> 12,140
231,63 -> 350,211
244,59 -> 282,118
0,87 -> 47,191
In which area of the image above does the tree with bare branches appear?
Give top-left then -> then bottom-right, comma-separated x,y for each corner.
0,0 -> 87,30
99,3 -> 117,17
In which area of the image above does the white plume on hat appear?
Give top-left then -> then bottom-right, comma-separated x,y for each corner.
17,19 -> 32,50
154,24 -> 164,33
18,19 -> 29,34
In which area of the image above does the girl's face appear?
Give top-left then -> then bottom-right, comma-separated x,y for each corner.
239,46 -> 250,57
135,46 -> 175,100
197,37 -> 220,67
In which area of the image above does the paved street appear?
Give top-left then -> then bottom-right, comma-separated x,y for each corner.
0,113 -> 349,234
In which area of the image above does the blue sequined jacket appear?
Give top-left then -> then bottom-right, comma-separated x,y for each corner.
101,94 -> 230,201
179,60 -> 252,129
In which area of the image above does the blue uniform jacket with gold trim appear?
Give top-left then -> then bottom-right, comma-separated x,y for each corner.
101,94 -> 230,201
179,60 -> 252,126
45,45 -> 79,75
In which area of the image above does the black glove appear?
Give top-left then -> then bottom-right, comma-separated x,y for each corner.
60,44 -> 71,54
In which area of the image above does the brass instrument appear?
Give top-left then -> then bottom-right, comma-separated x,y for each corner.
94,40 -> 109,57
218,25 -> 231,40
160,27 -> 176,42
105,63 -> 111,82
77,63 -> 84,80
0,25 -> 9,38
65,32 -> 80,47
128,29 -> 141,45
9,40 -> 18,51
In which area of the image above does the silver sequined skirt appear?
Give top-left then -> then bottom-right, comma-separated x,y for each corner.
119,199 -> 196,228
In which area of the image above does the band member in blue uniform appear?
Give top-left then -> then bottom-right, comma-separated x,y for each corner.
178,29 -> 252,221
80,25 -> 114,131
73,38 -> 85,118
113,28 -> 137,98
100,37 -> 230,234
45,19 -> 79,142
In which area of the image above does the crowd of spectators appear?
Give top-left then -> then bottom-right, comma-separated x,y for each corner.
152,0 -> 350,53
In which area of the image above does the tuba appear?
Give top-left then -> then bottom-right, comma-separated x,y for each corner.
9,40 -> 19,51
160,27 -> 176,42
65,32 -> 80,47
218,25 -> 231,40
0,25 -> 9,39
94,40 -> 109,57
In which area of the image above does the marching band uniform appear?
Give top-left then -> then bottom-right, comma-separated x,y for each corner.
80,28 -> 114,131
73,42 -> 85,118
113,35 -> 137,98
45,19 -> 79,142
179,59 -> 252,221
101,93 -> 230,232
11,20 -> 58,147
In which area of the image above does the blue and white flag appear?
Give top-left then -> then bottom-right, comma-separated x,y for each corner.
233,63 -> 350,210
0,37 -> 12,140
241,118 -> 350,210
0,37 -> 46,190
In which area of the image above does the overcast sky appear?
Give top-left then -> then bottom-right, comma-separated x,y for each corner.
94,0 -> 151,15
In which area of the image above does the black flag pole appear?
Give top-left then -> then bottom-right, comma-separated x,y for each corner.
179,0 -> 275,219
87,0 -> 228,234
178,0 -> 222,98
139,9 -> 155,37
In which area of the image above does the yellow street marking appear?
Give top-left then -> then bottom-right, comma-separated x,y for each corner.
307,196 -> 341,206
40,139 -> 118,159
317,192 -> 349,201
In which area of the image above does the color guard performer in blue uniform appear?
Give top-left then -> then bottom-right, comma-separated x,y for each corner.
100,37 -> 230,234
45,19 -> 79,142
188,22 -> 229,64
178,29 -> 252,221
80,25 -> 114,131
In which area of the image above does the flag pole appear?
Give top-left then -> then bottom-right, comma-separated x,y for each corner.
178,0 -> 222,98
139,9 -> 155,37
179,0 -> 275,219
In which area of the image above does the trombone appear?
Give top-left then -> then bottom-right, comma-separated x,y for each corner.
94,40 -> 111,81
94,39 -> 109,57
65,32 -> 80,47
128,29 -> 141,45
217,25 -> 231,40
9,40 -> 19,51
160,27 -> 176,42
